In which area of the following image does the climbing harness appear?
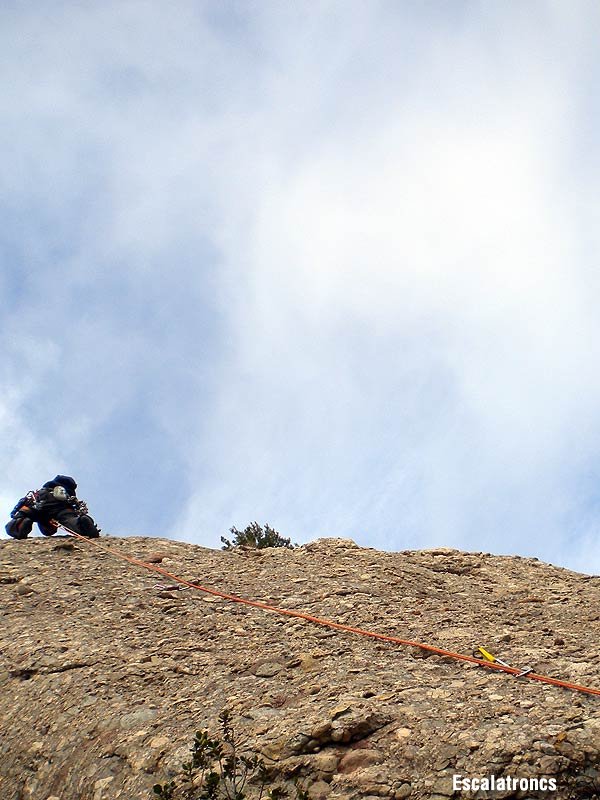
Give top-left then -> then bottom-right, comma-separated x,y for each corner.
55,525 -> 600,698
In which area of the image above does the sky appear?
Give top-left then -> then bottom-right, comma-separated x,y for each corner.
1,1 -> 600,574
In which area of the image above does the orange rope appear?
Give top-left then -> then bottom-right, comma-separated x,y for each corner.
58,526 -> 600,698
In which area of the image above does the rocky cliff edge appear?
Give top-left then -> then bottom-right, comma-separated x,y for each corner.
1,536 -> 599,800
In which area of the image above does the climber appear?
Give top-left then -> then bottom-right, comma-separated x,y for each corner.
5,475 -> 101,539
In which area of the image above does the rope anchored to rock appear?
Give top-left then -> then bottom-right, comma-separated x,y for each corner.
56,525 -> 600,698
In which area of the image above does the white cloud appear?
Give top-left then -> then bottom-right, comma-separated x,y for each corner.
177,2 -> 600,571
1,2 -> 600,571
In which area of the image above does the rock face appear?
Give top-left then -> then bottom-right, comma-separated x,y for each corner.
0,535 -> 599,799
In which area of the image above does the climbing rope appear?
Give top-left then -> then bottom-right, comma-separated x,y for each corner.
57,525 -> 600,698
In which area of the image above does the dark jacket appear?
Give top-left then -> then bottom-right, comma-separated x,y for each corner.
11,475 -> 81,521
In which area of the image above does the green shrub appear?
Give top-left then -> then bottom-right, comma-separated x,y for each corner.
152,709 -> 307,800
221,522 -> 295,551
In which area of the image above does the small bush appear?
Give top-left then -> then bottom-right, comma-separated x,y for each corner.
221,522 -> 295,551
152,709 -> 307,800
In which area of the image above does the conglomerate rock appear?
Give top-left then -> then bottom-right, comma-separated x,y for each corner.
0,535 -> 599,799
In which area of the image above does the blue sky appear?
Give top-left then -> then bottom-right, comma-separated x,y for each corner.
2,1 -> 600,574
